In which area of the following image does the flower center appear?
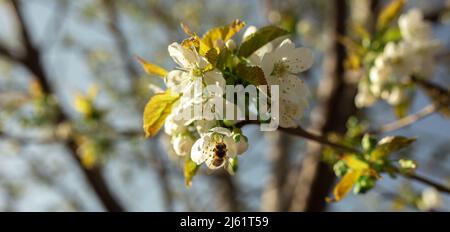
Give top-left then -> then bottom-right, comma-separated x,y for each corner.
191,68 -> 203,77
271,60 -> 289,77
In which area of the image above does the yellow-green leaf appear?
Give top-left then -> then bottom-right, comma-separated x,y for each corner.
342,155 -> 369,171
351,23 -> 370,40
136,56 -> 168,78
371,136 -> 416,161
377,0 -> 405,30
333,170 -> 362,201
200,19 -> 245,55
143,90 -> 180,137
238,25 -> 289,58
236,63 -> 267,86
184,157 -> 200,187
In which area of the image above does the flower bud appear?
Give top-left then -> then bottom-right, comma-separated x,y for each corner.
233,133 -> 248,155
215,39 -> 225,49
225,39 -> 236,50
172,135 -> 195,156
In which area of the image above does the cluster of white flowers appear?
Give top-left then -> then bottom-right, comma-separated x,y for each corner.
356,8 -> 441,108
159,24 -> 313,170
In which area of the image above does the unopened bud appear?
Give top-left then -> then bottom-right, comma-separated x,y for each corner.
225,39 -> 236,50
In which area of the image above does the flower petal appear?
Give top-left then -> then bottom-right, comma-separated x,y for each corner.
168,42 -> 197,68
191,138 -> 207,165
209,127 -> 232,137
285,47 -> 314,73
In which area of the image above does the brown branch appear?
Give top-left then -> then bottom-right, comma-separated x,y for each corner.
101,0 -> 175,211
377,104 -> 438,133
6,0 -> 124,212
407,173 -> 450,195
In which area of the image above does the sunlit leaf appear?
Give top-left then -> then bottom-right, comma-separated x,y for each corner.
371,136 -> 416,161
238,25 -> 289,58
343,155 -> 369,171
136,56 -> 168,78
344,52 -> 361,70
332,170 -> 362,201
351,23 -> 370,40
236,63 -> 267,86
200,19 -> 245,55
377,0 -> 405,30
338,35 -> 366,55
184,157 -> 200,187
143,90 -> 180,137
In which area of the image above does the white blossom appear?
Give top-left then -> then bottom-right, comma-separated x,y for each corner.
191,127 -> 238,169
419,187 -> 442,211
167,43 -> 226,94
171,134 -> 195,156
260,39 -> 313,128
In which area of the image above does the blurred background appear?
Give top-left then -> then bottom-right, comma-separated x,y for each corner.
0,0 -> 449,212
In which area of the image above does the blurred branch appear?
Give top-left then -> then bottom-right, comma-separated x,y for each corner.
377,104 -> 438,133
212,172 -> 240,211
4,0 -> 124,212
101,0 -> 175,211
261,132 -> 290,211
288,0 -> 353,212
101,0 -> 139,78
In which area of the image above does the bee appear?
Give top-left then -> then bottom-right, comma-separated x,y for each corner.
210,142 -> 228,168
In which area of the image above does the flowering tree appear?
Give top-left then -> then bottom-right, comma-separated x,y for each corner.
0,0 -> 449,211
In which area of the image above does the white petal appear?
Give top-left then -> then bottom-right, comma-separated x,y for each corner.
285,47 -> 314,73
168,42 -> 196,68
280,75 -> 308,104
275,39 -> 295,57
166,70 -> 190,93
209,127 -> 232,137
190,138 -> 207,164
260,52 -> 276,79
242,25 -> 257,41
223,136 -> 237,158
203,70 -> 226,90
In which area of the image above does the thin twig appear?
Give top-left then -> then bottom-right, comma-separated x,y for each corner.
239,121 -> 450,195
407,173 -> 450,195
377,104 -> 438,134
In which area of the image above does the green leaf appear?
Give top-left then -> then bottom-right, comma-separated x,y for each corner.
226,157 -> 239,176
184,157 -> 200,187
382,26 -> 403,43
371,136 -> 416,161
377,0 -> 405,31
136,56 -> 168,78
236,63 -> 267,86
143,90 -> 180,137
343,155 -> 370,171
238,25 -> 289,58
362,134 -> 377,153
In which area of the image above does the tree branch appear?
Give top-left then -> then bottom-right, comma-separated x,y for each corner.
5,0 -> 124,212
377,104 -> 438,133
